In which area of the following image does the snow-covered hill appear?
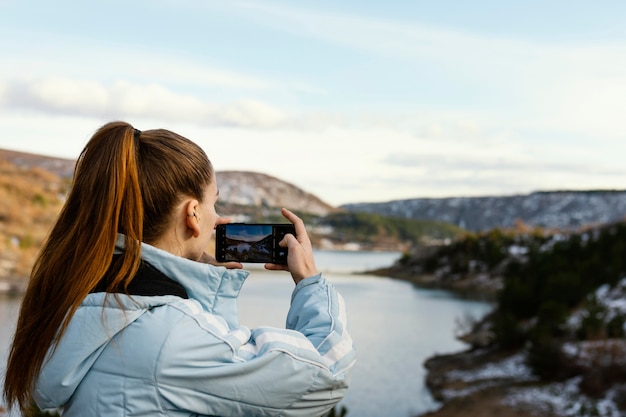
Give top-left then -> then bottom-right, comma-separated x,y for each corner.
3,148 -> 626,230
343,190 -> 626,232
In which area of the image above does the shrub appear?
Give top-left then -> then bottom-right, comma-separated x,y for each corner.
525,325 -> 566,380
607,314 -> 626,338
577,295 -> 609,341
492,311 -> 525,349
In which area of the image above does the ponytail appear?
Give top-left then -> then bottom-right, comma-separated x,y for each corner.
3,122 -> 145,412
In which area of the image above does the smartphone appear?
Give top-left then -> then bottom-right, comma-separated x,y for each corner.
215,223 -> 296,264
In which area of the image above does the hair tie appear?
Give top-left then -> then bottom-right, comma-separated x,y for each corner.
133,128 -> 142,139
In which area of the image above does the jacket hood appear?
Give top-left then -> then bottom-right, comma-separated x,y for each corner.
34,237 -> 249,409
131,235 -> 249,327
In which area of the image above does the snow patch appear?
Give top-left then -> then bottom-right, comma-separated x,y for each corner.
446,353 -> 536,383
504,377 -> 625,417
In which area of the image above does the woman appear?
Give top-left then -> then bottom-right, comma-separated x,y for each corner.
3,121 -> 355,416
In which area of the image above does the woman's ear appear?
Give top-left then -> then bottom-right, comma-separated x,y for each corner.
184,199 -> 201,238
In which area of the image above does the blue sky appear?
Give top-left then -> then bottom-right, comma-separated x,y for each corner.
1,1 -> 625,206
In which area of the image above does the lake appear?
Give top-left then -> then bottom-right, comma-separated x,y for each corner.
0,250 -> 493,417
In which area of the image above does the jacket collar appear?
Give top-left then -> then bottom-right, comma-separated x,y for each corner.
115,234 -> 249,329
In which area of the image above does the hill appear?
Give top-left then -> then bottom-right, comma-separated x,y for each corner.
216,171 -> 335,217
5,148 -> 626,234
343,191 -> 626,232
0,149 -> 336,216
0,149 -> 76,178
0,158 -> 68,289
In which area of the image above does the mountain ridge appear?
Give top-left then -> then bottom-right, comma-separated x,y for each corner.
342,190 -> 626,232
0,148 -> 335,216
2,148 -> 626,232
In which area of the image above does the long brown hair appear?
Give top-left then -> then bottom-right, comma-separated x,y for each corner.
3,121 -> 213,413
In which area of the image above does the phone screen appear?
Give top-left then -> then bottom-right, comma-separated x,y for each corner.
215,223 -> 295,264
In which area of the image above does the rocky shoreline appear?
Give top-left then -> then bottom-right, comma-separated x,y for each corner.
370,263 -> 626,417
418,347 -> 550,417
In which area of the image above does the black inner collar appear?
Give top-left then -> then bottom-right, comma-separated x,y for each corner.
91,256 -> 188,299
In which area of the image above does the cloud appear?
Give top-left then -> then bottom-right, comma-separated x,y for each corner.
0,80 -> 6,106
374,146 -> 626,199
0,77 -> 425,132
383,151 -> 624,176
2,77 -> 289,128
0,32 -> 326,98
219,2 -> 626,139
0,76 -> 387,132
526,72 -> 626,138
5,2 -> 626,143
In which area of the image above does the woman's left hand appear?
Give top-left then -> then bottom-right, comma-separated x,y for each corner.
198,252 -> 243,269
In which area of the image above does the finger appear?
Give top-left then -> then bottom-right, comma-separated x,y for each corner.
198,252 -> 217,263
264,263 -> 289,271
281,208 -> 310,244
214,216 -> 233,228
218,261 -> 243,270
198,252 -> 242,269
278,233 -> 297,248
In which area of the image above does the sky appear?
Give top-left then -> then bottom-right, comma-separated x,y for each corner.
1,1 -> 626,207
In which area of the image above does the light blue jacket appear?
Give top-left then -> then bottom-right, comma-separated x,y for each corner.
34,238 -> 355,416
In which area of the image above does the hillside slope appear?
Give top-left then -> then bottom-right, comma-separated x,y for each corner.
0,159 -> 67,287
343,191 -> 626,232
0,149 -> 336,216
216,171 -> 335,216
5,148 -> 626,233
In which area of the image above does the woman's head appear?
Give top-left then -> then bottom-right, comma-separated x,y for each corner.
74,121 -> 214,244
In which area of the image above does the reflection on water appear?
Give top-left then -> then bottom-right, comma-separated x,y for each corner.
0,250 -> 493,417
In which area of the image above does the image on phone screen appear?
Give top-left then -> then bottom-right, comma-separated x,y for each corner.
216,224 -> 294,264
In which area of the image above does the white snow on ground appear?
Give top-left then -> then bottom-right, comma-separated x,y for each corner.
504,377 -> 624,417
596,277 -> 626,317
501,277 -> 626,416
508,244 -> 529,257
562,339 -> 626,368
567,276 -> 626,332
440,353 -> 538,401
440,351 -> 625,416
440,380 -> 504,400
437,273 -> 626,416
446,353 -> 536,383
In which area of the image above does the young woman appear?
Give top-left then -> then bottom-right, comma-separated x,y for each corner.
3,121 -> 355,416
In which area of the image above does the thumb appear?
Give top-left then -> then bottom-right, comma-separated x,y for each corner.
279,233 -> 297,248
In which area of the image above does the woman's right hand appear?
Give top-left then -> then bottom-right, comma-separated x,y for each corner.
264,208 -> 319,284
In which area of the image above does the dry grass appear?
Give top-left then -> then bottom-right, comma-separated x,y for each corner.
0,160 -> 67,281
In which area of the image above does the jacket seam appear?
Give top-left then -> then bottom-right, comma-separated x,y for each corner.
153,305 -> 191,414
314,284 -> 336,350
169,300 -> 243,359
